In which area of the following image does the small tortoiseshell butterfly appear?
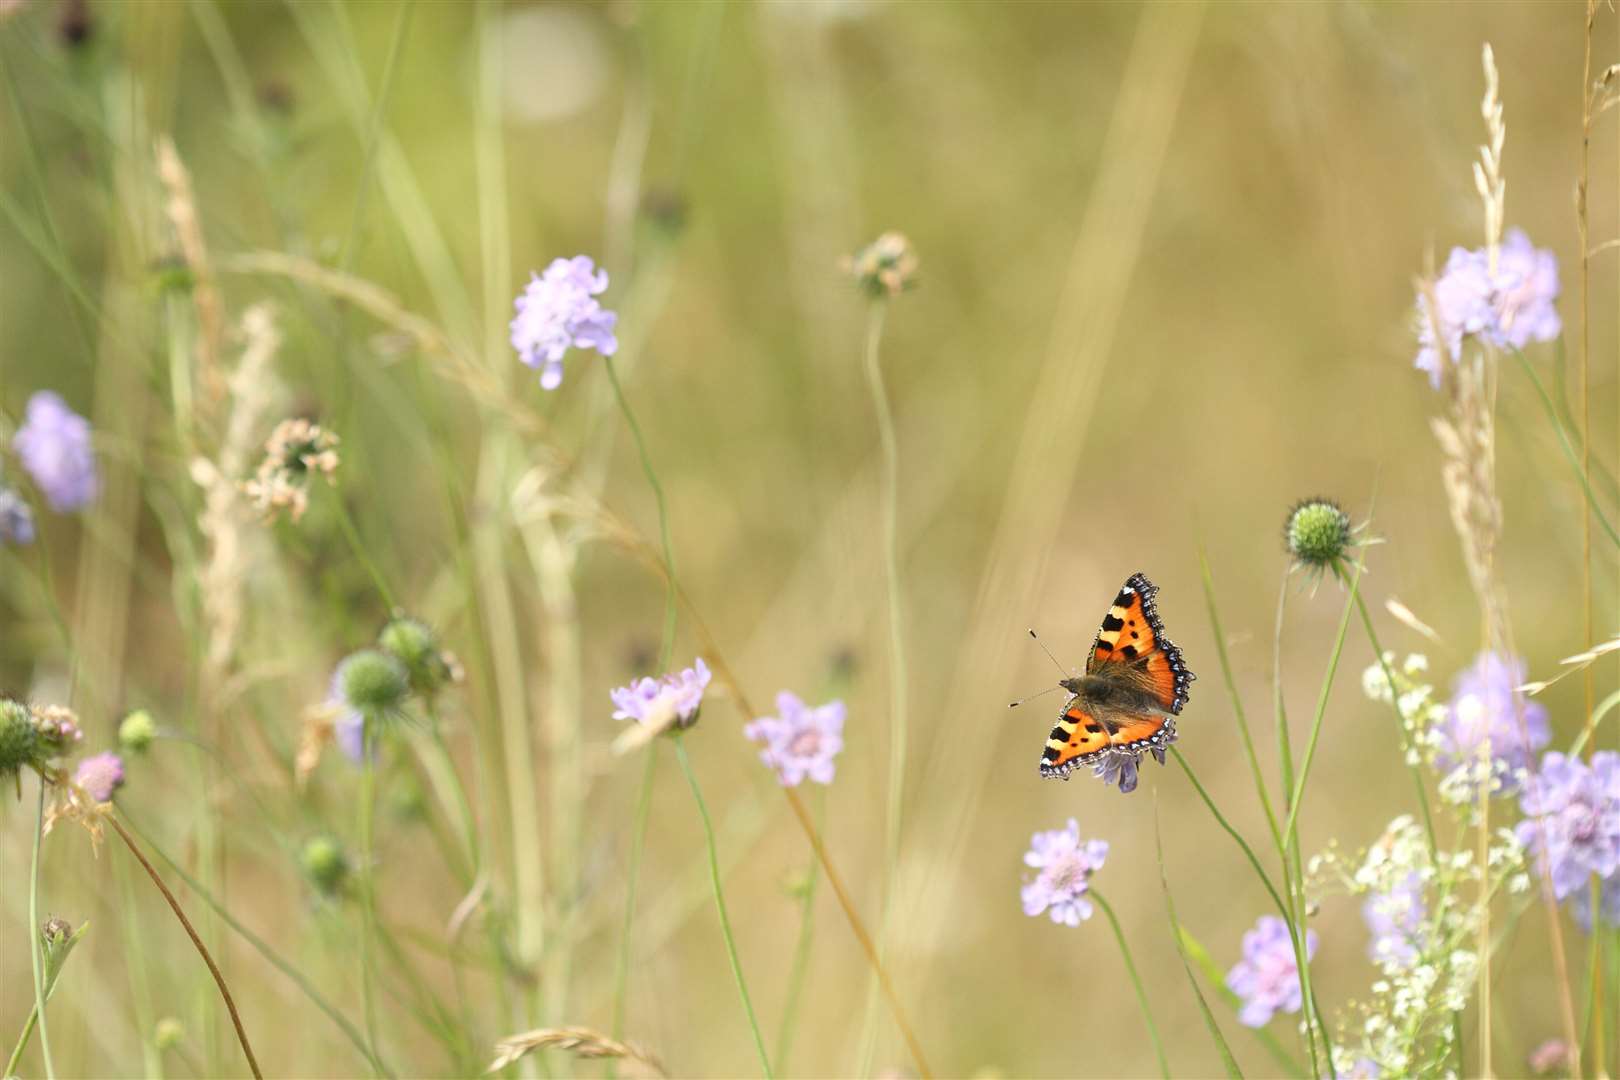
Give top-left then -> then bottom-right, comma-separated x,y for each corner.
1037,572 -> 1195,781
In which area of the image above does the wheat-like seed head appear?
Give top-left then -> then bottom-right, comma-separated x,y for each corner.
486,1027 -> 665,1077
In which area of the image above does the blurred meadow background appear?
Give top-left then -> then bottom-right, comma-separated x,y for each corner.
2,0 -> 1619,1077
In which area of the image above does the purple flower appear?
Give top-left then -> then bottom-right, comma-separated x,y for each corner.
0,486 -> 34,545
1090,739 -> 1173,795
1343,1060 -> 1381,1079
1515,751 -> 1620,912
1434,652 -> 1549,793
611,658 -> 711,729
13,391 -> 98,512
1362,871 -> 1425,969
1226,915 -> 1316,1028
1020,818 -> 1108,927
509,256 -> 619,390
73,751 -> 124,803
743,691 -> 845,787
1413,230 -> 1561,387
1494,228 -> 1562,347
1415,247 -> 1495,388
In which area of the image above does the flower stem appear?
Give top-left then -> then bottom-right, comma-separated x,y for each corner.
1350,592 -> 1439,855
601,353 -> 681,1061
775,788 -> 825,1073
28,772 -> 55,1080
328,487 -> 398,612
672,734 -> 772,1077
609,748 -> 658,1048
1091,889 -> 1169,1079
860,300 -> 909,912
602,356 -> 676,668
105,812 -> 262,1079
358,724 -> 392,1079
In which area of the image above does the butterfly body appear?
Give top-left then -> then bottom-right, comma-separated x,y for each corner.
1038,572 -> 1194,782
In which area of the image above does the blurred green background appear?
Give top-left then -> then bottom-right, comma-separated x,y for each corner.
0,1 -> 1614,1076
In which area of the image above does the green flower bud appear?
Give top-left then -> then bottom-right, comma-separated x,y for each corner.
335,649 -> 410,717
0,699 -> 39,780
1285,498 -> 1355,570
300,835 -> 350,897
378,617 -> 455,697
118,709 -> 158,754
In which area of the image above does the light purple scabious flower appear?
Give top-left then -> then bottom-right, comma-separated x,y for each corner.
0,486 -> 34,545
1226,914 -> 1316,1028
1413,229 -> 1561,388
1433,652 -> 1549,793
1414,247 -> 1495,389
1091,739 -> 1173,795
1020,818 -> 1108,927
1362,871 -> 1425,969
1515,751 -> 1620,917
509,255 -> 619,391
1494,228 -> 1562,347
73,751 -> 124,802
13,391 -> 98,512
611,658 -> 711,729
743,691 -> 845,787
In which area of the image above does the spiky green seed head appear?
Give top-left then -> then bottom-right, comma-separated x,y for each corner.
1285,498 -> 1354,568
335,649 -> 410,717
118,709 -> 157,754
300,835 -> 349,896
0,699 -> 39,779
378,617 -> 454,697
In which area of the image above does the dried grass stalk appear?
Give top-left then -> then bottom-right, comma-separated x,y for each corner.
156,135 -> 226,405
486,1027 -> 665,1077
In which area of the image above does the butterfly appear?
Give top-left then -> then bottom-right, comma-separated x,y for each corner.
1037,572 -> 1195,784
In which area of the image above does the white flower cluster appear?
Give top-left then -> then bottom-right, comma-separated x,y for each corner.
1314,814 -> 1526,1076
1361,653 -> 1444,771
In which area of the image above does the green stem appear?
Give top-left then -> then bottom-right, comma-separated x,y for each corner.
603,356 -> 676,668
28,771 -> 55,1080
610,749 -> 659,1047
1198,549 -> 1283,851
673,735 -> 773,1077
1092,889 -> 1170,1079
1281,556 -> 1363,842
1351,592 -> 1439,855
861,302 -> 909,915
775,789 -> 825,1072
329,488 -> 398,613
603,353 -> 681,1059
358,723 -> 393,1078
1172,750 -> 1290,922
1273,569 -> 1295,806
1510,345 -> 1620,549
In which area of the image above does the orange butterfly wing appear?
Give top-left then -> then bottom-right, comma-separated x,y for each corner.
1086,572 -> 1194,715
1107,713 -> 1179,757
1037,702 -> 1111,778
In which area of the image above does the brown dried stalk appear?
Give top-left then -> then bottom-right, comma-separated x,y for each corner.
106,812 -> 262,1079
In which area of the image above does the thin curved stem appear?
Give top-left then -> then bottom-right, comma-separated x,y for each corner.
120,810 -> 386,1076
1092,889 -> 1170,1079
106,813 -> 262,1079
328,488 -> 398,613
861,301 -> 909,923
672,736 -> 772,1077
29,773 -> 55,1080
603,356 -> 676,668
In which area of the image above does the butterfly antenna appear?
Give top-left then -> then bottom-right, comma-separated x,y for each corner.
1008,685 -> 1061,709
1027,628 -> 1068,676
